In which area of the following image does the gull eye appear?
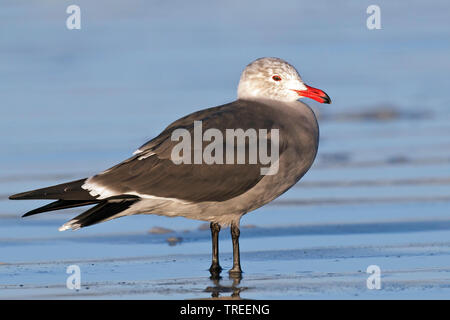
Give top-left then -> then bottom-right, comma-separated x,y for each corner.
272,75 -> 282,81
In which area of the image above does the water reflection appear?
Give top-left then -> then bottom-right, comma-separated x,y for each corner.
204,273 -> 245,299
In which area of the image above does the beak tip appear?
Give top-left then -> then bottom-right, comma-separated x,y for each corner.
296,84 -> 332,105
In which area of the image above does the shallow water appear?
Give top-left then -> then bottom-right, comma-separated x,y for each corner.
1,0 -> 450,299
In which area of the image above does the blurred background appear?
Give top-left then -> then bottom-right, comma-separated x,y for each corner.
1,0 -> 450,299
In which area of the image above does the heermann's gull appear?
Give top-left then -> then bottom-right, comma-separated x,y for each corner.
9,57 -> 331,277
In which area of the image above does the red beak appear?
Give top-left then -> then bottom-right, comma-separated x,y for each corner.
292,84 -> 331,104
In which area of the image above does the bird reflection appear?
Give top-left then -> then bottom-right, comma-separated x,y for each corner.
204,272 -> 244,299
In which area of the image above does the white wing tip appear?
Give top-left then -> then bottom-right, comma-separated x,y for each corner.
133,149 -> 142,155
58,224 -> 71,232
58,222 -> 81,232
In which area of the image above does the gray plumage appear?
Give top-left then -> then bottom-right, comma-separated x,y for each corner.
10,57 -> 330,275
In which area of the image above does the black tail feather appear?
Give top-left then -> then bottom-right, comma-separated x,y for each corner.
61,199 -> 140,230
9,179 -> 95,200
22,199 -> 100,217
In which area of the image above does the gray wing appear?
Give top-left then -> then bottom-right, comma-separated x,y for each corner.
85,100 -> 287,202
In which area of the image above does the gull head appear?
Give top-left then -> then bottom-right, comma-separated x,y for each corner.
237,57 -> 331,104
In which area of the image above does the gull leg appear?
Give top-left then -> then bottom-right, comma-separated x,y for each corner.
228,222 -> 243,276
209,222 -> 222,277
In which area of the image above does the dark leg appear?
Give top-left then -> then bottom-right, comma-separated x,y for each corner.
209,222 -> 222,277
228,222 -> 243,276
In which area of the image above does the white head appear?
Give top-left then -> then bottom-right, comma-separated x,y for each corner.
237,57 -> 331,104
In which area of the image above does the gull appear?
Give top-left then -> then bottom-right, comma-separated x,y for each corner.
10,57 -> 331,277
